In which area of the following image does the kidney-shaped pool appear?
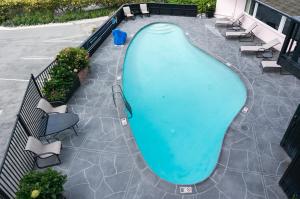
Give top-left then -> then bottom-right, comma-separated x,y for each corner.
122,23 -> 247,184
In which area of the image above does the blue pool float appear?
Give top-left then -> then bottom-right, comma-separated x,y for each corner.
112,29 -> 127,45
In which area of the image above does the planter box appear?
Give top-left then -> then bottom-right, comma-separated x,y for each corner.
206,11 -> 214,18
78,67 -> 89,85
64,76 -> 80,103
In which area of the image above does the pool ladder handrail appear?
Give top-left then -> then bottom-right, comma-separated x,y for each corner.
112,84 -> 133,118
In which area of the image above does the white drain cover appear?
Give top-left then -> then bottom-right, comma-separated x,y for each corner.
121,118 -> 128,126
242,106 -> 249,113
180,186 -> 193,194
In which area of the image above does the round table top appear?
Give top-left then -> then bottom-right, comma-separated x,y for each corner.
44,113 -> 79,136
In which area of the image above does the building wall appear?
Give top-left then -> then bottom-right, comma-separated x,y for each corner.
215,0 -> 247,18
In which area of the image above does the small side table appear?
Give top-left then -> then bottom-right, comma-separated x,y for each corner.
41,113 -> 79,142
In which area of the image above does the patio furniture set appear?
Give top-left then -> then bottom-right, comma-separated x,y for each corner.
123,4 -> 150,20
25,98 -> 78,168
216,13 -> 282,72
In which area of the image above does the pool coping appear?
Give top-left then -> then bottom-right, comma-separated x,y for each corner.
114,21 -> 255,195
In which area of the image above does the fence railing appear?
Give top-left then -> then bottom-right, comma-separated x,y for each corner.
0,3 -> 197,198
0,77 -> 41,199
278,17 -> 300,79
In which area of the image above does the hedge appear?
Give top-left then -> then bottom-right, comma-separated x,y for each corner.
166,0 -> 216,12
0,0 -> 161,25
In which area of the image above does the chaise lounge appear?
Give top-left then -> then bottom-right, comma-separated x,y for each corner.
215,13 -> 244,27
140,4 -> 150,17
123,6 -> 135,20
226,22 -> 257,39
240,38 -> 281,53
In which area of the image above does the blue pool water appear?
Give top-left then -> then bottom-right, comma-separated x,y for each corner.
122,23 -> 247,184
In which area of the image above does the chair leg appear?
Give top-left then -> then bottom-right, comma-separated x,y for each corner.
72,126 -> 78,136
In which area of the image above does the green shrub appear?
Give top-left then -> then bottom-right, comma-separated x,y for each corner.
56,47 -> 89,72
16,168 -> 67,199
43,47 -> 89,102
43,64 -> 78,102
166,0 -> 216,13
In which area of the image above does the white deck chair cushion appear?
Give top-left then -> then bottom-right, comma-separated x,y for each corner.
226,23 -> 257,37
25,136 -> 61,158
140,4 -> 149,14
240,38 -> 281,52
37,98 -> 67,113
123,6 -> 133,17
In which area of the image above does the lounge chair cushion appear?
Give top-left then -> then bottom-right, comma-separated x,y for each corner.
226,23 -> 257,37
25,136 -> 61,158
123,6 -> 133,17
37,98 -> 67,114
140,4 -> 149,14
240,38 -> 281,52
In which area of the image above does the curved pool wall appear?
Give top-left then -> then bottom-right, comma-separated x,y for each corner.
122,23 -> 247,185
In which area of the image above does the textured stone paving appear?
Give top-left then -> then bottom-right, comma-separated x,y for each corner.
52,16 -> 300,199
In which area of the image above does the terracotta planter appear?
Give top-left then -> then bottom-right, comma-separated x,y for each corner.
78,67 -> 89,85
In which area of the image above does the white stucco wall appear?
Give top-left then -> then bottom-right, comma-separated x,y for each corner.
215,0 -> 247,18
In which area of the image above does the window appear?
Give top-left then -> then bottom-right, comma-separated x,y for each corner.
245,0 -> 254,15
255,3 -> 282,30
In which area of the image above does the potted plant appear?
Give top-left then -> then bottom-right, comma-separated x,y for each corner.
205,2 -> 215,18
42,47 -> 89,103
56,47 -> 90,84
43,64 -> 80,103
16,168 -> 67,199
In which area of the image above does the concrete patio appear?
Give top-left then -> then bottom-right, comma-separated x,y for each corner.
52,15 -> 300,199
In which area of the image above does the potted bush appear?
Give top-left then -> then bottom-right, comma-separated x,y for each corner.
56,47 -> 90,84
43,64 -> 80,103
205,2 -> 215,18
16,168 -> 67,199
42,47 -> 89,103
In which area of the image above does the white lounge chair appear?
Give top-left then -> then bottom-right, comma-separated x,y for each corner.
140,4 -> 150,17
123,6 -> 135,20
226,23 -> 257,38
37,98 -> 67,114
261,60 -> 282,73
25,136 -> 62,168
216,13 -> 244,26
240,38 -> 281,52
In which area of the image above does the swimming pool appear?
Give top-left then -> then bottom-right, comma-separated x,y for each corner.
122,23 -> 247,184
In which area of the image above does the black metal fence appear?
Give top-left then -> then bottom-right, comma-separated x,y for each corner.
0,3 -> 198,198
280,153 -> 300,198
280,105 -> 300,198
280,105 -> 300,159
0,77 -> 42,199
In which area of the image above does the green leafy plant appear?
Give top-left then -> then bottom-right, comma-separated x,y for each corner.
16,168 -> 67,199
56,47 -> 89,73
166,0 -> 216,13
42,47 -> 89,102
43,64 -> 78,102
